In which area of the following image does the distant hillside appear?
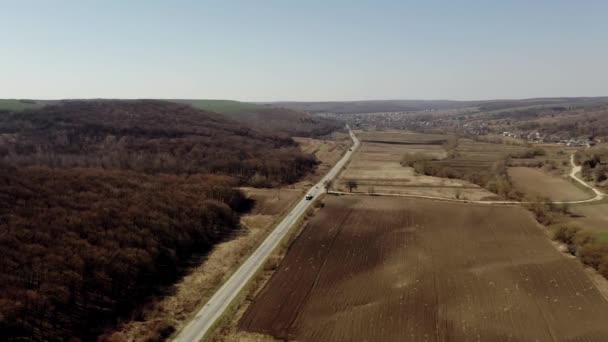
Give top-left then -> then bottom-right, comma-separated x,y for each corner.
172,99 -> 261,113
0,100 -> 316,185
264,100 -> 474,114
175,99 -> 343,137
265,97 -> 608,114
488,105 -> 608,140
0,99 -> 48,112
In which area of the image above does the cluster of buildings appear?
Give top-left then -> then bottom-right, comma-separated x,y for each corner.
502,131 -> 601,147
317,111 -> 605,149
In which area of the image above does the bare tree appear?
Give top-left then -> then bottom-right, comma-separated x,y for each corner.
347,180 -> 358,193
323,179 -> 333,193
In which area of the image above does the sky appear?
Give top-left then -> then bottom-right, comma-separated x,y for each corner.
1,0 -> 607,101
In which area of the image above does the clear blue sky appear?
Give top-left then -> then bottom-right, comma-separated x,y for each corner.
1,0 -> 607,101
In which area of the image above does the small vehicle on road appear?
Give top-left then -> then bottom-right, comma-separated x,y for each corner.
305,194 -> 314,200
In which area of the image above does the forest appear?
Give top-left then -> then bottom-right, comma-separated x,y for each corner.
220,106 -> 344,138
0,100 -> 334,340
0,100 -> 318,185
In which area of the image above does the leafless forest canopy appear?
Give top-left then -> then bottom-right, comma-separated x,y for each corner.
0,100 -> 337,340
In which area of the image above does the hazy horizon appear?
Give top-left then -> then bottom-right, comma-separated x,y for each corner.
2,1 -> 607,101
4,96 -> 608,103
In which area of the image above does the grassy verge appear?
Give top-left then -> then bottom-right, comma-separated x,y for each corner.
207,197 -> 326,341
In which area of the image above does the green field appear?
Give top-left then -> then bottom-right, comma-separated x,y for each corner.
172,99 -> 261,113
0,99 -> 45,112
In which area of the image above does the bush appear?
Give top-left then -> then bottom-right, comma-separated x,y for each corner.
508,147 -> 547,159
400,152 -> 437,167
573,230 -> 598,249
553,225 -> 581,245
599,256 -> 608,279
579,242 -> 608,269
525,198 -> 555,225
144,319 -> 176,342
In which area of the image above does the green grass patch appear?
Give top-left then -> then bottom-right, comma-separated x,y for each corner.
595,231 -> 608,242
0,99 -> 44,112
173,99 -> 261,114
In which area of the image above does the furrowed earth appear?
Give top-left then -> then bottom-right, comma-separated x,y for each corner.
239,195 -> 608,342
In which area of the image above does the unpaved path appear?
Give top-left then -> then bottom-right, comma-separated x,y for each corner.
331,153 -> 604,205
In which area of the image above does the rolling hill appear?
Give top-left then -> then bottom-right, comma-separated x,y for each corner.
0,100 -> 324,340
263,97 -> 608,114
174,99 -> 343,137
0,100 -> 317,185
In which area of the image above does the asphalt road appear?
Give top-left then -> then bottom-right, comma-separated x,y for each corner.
174,127 -> 359,342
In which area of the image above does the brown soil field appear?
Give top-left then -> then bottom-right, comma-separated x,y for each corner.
114,188 -> 301,341
239,195 -> 608,342
339,133 -> 495,200
508,167 -> 590,201
357,130 -> 450,144
430,138 -> 525,173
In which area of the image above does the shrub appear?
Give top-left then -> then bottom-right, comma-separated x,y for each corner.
525,199 -> 555,225
573,230 -> 598,249
144,319 -> 176,342
508,147 -> 547,159
553,225 -> 582,245
579,242 -> 608,269
599,256 -> 608,279
400,152 -> 437,167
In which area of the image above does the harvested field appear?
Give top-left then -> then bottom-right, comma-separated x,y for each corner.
357,130 -> 449,144
429,138 -> 525,174
508,166 -> 590,201
339,132 -> 495,200
240,195 -> 608,342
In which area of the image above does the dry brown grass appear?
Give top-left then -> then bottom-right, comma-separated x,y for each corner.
293,133 -> 349,188
338,132 -> 495,200
508,166 -> 589,201
209,200 -> 327,342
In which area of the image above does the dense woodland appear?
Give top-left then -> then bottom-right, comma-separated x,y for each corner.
0,101 -> 317,185
0,100 -> 333,341
221,107 -> 343,138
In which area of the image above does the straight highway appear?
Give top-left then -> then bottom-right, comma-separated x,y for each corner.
174,127 -> 359,341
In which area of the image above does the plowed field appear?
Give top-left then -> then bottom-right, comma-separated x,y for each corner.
239,195 -> 608,341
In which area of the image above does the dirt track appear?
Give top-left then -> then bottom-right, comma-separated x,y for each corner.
240,195 -> 608,341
